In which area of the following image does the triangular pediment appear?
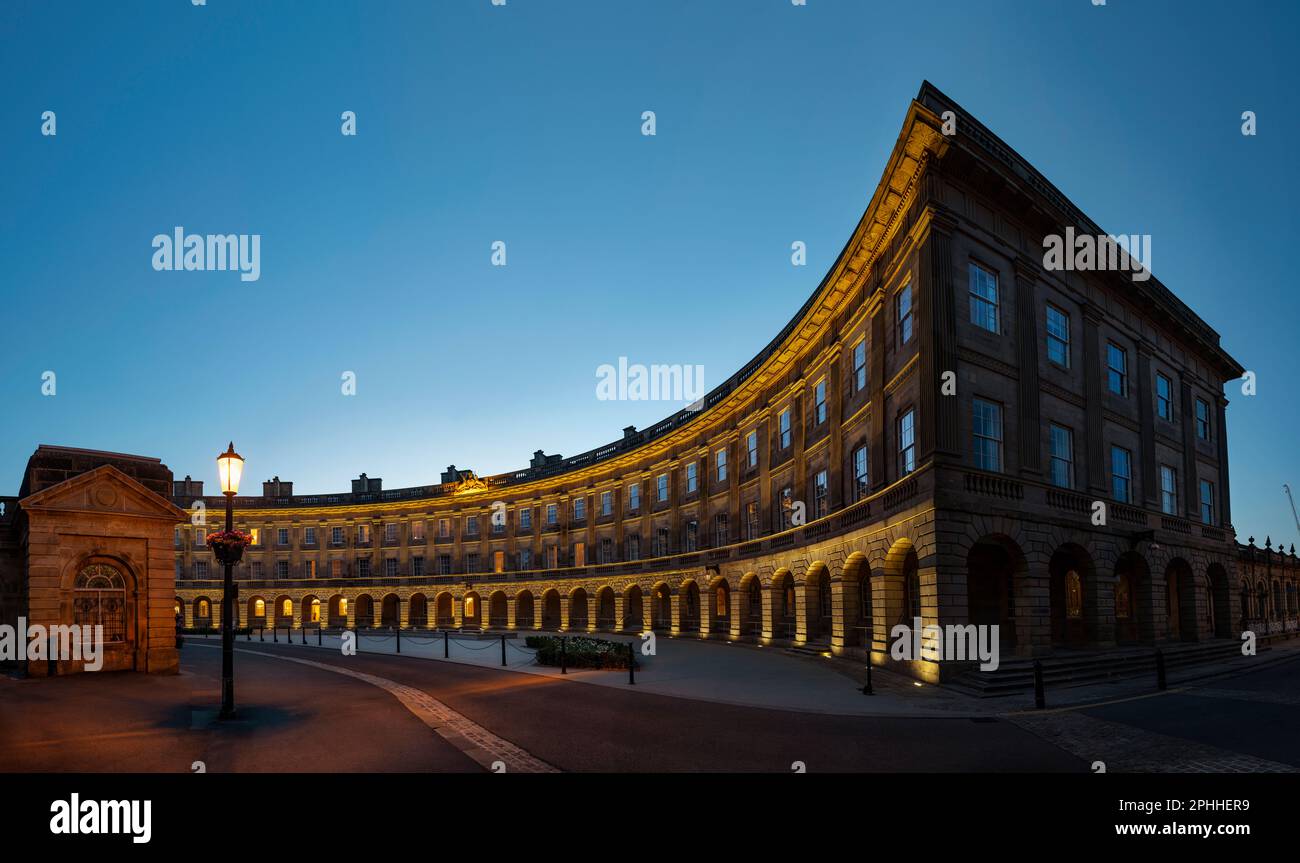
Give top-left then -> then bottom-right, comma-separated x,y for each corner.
19,465 -> 186,522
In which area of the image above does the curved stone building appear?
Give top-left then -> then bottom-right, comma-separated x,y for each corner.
167,82 -> 1283,683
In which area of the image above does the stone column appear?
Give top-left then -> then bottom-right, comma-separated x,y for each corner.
794,581 -> 811,645
452,596 -> 463,629
506,595 -> 517,629
831,576 -> 850,652
1082,304 -> 1106,493
613,594 -> 625,633
729,587 -> 745,639
1014,257 -> 1043,476
559,596 -> 570,631
760,586 -> 775,641
919,209 -> 960,462
669,591 -> 681,635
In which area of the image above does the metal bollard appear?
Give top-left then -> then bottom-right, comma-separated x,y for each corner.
1155,649 -> 1167,691
628,641 -> 635,685
863,661 -> 873,696
301,626 -> 306,645
396,626 -> 401,654
501,634 -> 507,667
443,629 -> 449,659
1033,659 -> 1046,709
272,626 -> 277,643
259,627 -> 264,642
318,626 -> 322,646
560,636 -> 567,675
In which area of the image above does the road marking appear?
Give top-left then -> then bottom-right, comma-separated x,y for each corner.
194,643 -> 558,773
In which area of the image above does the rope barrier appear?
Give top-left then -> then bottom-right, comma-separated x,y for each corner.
451,639 -> 499,651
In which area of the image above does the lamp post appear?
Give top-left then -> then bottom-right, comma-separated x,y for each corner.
217,442 -> 244,720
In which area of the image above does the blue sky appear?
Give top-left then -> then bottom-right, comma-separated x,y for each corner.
2,0 -> 1297,544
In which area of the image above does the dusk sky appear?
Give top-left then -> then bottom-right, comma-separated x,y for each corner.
2,1 -> 1297,544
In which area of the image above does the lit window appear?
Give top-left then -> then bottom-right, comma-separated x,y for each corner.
969,264 -> 999,333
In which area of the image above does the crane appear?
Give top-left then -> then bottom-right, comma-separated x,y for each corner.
1285,484 -> 1300,542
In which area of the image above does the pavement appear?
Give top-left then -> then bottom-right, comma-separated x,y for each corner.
2,632 -> 1296,773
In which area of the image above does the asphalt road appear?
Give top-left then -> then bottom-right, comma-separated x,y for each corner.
1,640 -> 1084,772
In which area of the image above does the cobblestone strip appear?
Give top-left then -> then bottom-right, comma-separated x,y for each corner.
235,647 -> 559,773
1009,711 -> 1297,773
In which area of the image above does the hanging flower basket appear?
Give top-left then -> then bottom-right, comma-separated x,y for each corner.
207,530 -> 252,565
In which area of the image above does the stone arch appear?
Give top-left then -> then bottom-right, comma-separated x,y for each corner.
273,594 -> 294,627
489,590 -> 508,628
1113,551 -> 1152,644
708,576 -> 730,635
842,551 -> 871,648
679,578 -> 700,633
1164,557 -> 1196,642
328,594 -> 348,627
965,535 -> 1026,653
739,572 -> 763,637
409,593 -> 429,627
650,582 -> 673,631
1048,542 -> 1096,649
541,589 -> 561,630
248,595 -> 268,627
622,584 -> 643,631
596,586 -> 616,630
303,594 -> 321,626
880,537 -> 918,637
568,586 -> 589,630
802,561 -> 832,643
463,591 -> 482,628
380,593 -> 400,628
770,569 -> 795,639
435,591 -> 454,627
514,589 -> 536,629
353,594 -> 375,628
193,596 -> 213,625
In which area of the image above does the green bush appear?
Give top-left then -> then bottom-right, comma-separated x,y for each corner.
525,635 -> 636,670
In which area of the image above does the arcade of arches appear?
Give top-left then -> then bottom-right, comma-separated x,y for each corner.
176,523 -> 1298,683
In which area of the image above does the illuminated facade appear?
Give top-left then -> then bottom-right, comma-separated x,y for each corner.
151,82 -> 1285,681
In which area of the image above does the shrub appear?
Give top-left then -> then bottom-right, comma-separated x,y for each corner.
525,635 -> 636,670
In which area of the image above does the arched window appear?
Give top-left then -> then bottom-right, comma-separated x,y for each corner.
254,598 -> 266,617
464,595 -> 476,617
281,598 -> 292,618
310,598 -> 321,623
74,564 -> 127,643
339,597 -> 348,617
715,584 -> 729,617
198,598 -> 210,617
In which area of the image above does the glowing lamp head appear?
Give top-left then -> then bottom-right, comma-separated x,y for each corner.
216,442 -> 244,495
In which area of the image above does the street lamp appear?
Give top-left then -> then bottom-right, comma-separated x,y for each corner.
217,442 -> 244,719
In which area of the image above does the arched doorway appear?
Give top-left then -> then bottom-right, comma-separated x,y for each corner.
843,553 -> 871,648
435,592 -> 453,628
541,590 -> 561,630
771,571 -> 795,639
651,584 -> 672,631
1113,552 -> 1150,645
1165,559 -> 1196,642
568,588 -> 589,630
679,581 -> 700,633
328,594 -> 348,628
742,575 -> 762,636
380,593 -> 400,628
193,596 -> 212,627
274,595 -> 293,628
409,593 -> 428,628
596,587 -> 616,630
710,578 -> 730,635
515,590 -> 535,629
1049,544 -> 1093,649
623,585 -> 643,631
354,594 -> 374,628
462,592 -> 481,628
304,595 -> 321,626
804,564 -> 832,643
966,540 -> 1018,652
489,591 -> 508,628
248,595 -> 267,628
